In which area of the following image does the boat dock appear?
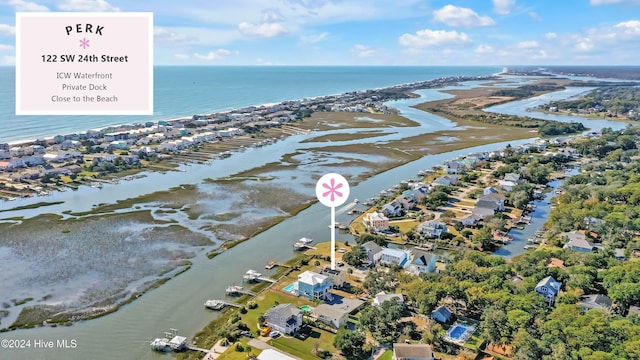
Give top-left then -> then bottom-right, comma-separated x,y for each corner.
225,285 -> 256,296
265,260 -> 291,269
204,299 -> 242,310
243,269 -> 276,283
150,329 -> 210,354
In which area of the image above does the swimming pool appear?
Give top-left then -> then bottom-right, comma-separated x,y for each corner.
300,305 -> 312,312
283,283 -> 296,293
445,322 -> 476,343
448,325 -> 466,340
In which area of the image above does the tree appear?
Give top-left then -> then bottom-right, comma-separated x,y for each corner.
343,245 -> 367,267
334,327 -> 366,358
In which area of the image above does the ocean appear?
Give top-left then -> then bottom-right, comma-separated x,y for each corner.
0,66 -> 500,143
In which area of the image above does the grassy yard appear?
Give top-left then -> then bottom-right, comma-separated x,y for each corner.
241,288 -> 313,333
378,349 -> 394,360
269,326 -> 339,359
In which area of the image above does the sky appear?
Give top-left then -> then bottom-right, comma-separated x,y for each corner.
1,0 -> 640,66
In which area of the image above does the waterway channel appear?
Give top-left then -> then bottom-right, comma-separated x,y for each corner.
1,80 -> 629,360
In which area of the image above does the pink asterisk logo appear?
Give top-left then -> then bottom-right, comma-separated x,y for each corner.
79,38 -> 90,49
322,178 -> 344,202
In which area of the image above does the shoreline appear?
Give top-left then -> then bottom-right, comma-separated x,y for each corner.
0,74 -> 611,334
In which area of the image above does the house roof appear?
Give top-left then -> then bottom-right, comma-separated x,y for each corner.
564,231 -> 594,251
266,303 -> 302,319
579,294 -> 612,311
393,343 -> 433,359
314,298 -> 364,319
431,305 -> 452,320
380,248 -> 407,259
374,291 -> 404,305
257,349 -> 298,360
536,276 -> 561,295
362,241 -> 382,254
298,271 -> 328,286
476,199 -> 500,211
411,249 -> 435,266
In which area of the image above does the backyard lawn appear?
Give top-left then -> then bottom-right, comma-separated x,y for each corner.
269,326 -> 339,359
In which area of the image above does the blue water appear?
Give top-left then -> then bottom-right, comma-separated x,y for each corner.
448,325 -> 467,339
283,283 -> 296,293
0,66 -> 500,143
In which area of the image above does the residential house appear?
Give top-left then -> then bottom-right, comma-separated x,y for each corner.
498,180 -> 517,192
431,175 -> 458,187
444,160 -> 464,174
504,172 -> 521,183
265,303 -> 303,335
407,249 -> 437,275
362,212 -> 390,232
312,298 -> 363,329
392,343 -> 434,360
578,294 -> 612,313
381,200 -> 403,217
373,291 -> 404,307
535,276 -> 562,305
297,271 -> 332,301
416,219 -> 448,239
460,213 -> 483,227
379,248 -> 409,267
362,241 -> 383,265
563,231 -> 599,252
319,267 -> 346,289
431,305 -> 453,324
479,193 -> 506,211
398,195 -> 415,210
483,186 -> 499,195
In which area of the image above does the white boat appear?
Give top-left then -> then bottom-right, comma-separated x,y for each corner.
243,269 -> 262,281
150,338 -> 170,352
354,198 -> 359,203
226,285 -> 244,295
204,300 -> 225,310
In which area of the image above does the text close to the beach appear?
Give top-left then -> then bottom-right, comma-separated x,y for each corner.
15,12 -> 153,115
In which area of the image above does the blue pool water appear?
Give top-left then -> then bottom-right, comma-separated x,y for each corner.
283,283 -> 296,293
448,325 -> 466,340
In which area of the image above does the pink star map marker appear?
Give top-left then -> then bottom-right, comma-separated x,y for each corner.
79,38 -> 90,49
315,173 -> 350,269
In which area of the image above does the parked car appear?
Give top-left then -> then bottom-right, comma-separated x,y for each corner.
269,330 -> 280,338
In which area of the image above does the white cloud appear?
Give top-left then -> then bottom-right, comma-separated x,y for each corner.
575,39 -> 594,51
239,22 -> 288,37
0,24 -> 16,35
262,8 -> 285,23
493,0 -> 516,15
528,12 -> 543,21
614,20 -> 640,36
0,44 -> 13,51
193,49 -> 231,61
475,44 -> 494,54
399,29 -> 472,47
544,32 -> 557,39
433,5 -> 495,27
516,40 -> 539,49
590,0 -> 640,5
350,44 -> 376,57
154,27 -> 193,43
58,0 -> 119,11
5,0 -> 48,11
300,32 -> 328,44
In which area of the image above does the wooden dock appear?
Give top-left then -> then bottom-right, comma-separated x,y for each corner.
226,285 -> 256,296
265,261 -> 291,269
